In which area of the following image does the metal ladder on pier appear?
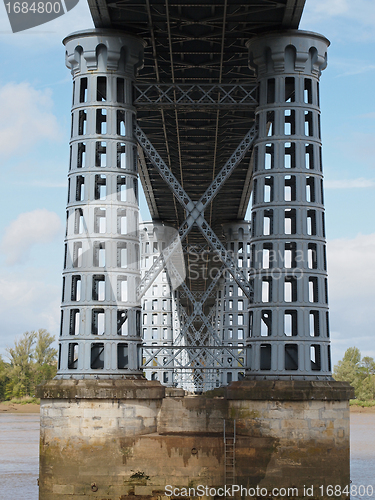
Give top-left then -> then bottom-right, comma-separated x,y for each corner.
224,419 -> 236,490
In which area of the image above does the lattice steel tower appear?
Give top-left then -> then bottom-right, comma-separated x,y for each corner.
246,31 -> 331,379
57,30 -> 145,378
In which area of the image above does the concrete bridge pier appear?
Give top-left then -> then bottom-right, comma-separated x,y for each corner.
37,379 -> 353,499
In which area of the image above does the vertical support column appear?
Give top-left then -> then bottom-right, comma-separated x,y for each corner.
58,29 -> 146,378
140,221 -> 176,386
220,222 -> 251,385
247,31 -> 331,379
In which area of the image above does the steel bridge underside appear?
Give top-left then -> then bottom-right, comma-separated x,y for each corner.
87,0 -> 306,315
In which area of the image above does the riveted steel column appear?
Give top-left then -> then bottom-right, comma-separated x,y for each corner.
139,221 -> 177,386
247,31 -> 332,379
219,222 -> 251,385
57,29 -> 145,378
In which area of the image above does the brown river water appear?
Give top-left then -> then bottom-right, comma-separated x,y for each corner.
0,412 -> 374,499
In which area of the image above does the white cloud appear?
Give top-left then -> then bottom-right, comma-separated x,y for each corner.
304,0 -> 349,18
0,273 -> 61,356
359,111 -> 375,119
302,0 -> 375,23
328,233 -> 375,297
325,178 -> 375,189
327,233 -> 375,364
325,131 -> 375,170
0,209 -> 63,265
301,0 -> 375,42
333,63 -> 375,78
0,82 -> 61,158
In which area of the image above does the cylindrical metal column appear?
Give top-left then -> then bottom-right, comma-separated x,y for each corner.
57,29 -> 145,378
140,221 -> 175,386
219,222 -> 251,385
246,31 -> 332,379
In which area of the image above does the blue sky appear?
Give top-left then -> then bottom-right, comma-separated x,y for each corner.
0,0 -> 374,368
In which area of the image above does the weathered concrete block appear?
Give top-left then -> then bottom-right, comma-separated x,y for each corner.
36,378 -> 166,400
39,379 -> 352,500
310,418 -> 326,428
281,419 -> 308,429
333,418 -> 349,429
53,484 -> 74,494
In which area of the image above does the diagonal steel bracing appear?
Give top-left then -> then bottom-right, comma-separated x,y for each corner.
142,345 -> 245,371
160,249 -> 224,347
135,121 -> 257,300
137,220 -> 191,300
177,306 -> 216,346
174,265 -> 224,345
143,306 -> 245,371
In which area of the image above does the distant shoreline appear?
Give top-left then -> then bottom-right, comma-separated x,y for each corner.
0,403 -> 40,414
1,401 -> 375,415
350,405 -> 375,413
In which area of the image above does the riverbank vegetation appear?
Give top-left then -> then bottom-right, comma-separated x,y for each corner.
0,329 -> 57,401
350,399 -> 375,407
334,347 -> 375,401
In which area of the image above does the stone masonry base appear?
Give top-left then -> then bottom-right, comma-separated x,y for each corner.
36,379 -> 354,500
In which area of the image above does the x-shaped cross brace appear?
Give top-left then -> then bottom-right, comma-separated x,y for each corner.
142,344 -> 245,370
135,121 -> 257,301
174,266 -> 224,346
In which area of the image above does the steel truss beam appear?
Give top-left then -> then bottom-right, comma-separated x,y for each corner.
158,248 -> 223,347
176,296 -> 245,366
141,345 -> 246,370
135,121 -> 257,300
177,306 -> 217,346
134,83 -> 258,109
141,255 -> 244,383
173,264 -> 224,345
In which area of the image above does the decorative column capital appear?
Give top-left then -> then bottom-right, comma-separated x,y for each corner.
222,221 -> 251,241
247,30 -> 330,78
63,29 -> 146,77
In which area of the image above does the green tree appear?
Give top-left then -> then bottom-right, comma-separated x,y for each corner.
0,355 -> 9,401
5,331 -> 36,398
33,329 -> 58,386
4,329 -> 57,400
356,376 -> 375,401
333,346 -> 361,386
355,356 -> 375,400
359,357 -> 375,377
334,347 -> 375,400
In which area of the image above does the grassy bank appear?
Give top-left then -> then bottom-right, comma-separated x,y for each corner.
349,399 -> 375,412
0,397 -> 40,413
